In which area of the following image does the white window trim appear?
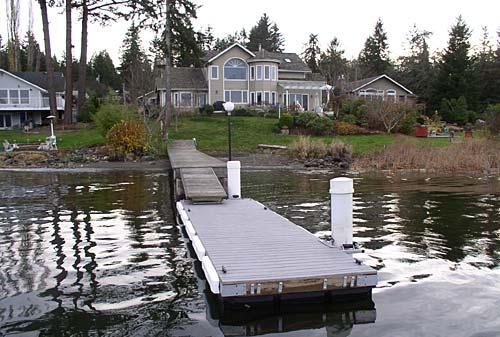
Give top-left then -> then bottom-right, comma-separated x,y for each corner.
179,92 -> 193,107
0,90 -> 8,105
256,91 -> 263,105
0,88 -> 30,105
250,91 -> 255,105
271,66 -> 277,81
264,65 -> 270,80
256,65 -> 263,80
250,66 -> 255,81
224,90 -> 249,104
210,65 -> 219,80
223,58 -> 248,81
264,91 -> 270,104
271,91 -> 277,105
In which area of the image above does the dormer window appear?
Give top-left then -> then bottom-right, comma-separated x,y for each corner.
224,58 -> 247,80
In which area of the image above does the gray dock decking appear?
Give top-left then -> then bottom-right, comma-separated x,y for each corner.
168,140 -> 227,202
169,139 -> 377,299
168,140 -> 226,170
180,198 -> 377,297
180,167 -> 227,202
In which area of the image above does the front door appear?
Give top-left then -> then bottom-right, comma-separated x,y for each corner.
256,92 -> 262,105
302,95 -> 309,111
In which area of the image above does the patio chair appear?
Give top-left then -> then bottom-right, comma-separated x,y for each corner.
3,140 -> 18,152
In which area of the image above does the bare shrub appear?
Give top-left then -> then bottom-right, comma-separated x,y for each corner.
288,137 -> 328,159
288,136 -> 312,160
366,101 -> 413,133
329,141 -> 353,162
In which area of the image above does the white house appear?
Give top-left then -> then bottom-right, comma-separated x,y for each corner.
0,68 -> 65,129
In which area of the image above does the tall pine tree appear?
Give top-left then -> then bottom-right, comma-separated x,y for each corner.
120,23 -> 153,102
246,14 -> 284,52
397,25 -> 434,108
432,16 -> 477,113
473,27 -> 497,110
302,34 -> 321,73
358,18 -> 392,77
151,0 -> 205,67
319,37 -> 348,86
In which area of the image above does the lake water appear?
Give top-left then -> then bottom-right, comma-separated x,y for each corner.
0,169 -> 499,337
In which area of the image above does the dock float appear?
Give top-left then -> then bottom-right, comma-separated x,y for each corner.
168,140 -> 377,301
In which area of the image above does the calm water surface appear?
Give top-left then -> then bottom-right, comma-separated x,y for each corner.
0,169 -> 499,337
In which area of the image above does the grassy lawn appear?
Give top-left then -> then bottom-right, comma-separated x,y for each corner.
169,115 -> 452,155
1,116 -> 456,155
2,127 -> 105,150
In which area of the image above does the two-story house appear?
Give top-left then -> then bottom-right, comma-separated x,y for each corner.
155,43 -> 330,112
0,68 -> 65,129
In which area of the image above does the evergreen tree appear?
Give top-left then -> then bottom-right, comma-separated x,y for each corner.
247,13 -> 284,52
214,29 -> 248,51
302,34 -> 321,73
90,50 -> 120,90
396,25 -> 434,109
319,37 -> 348,86
120,23 -> 153,102
358,18 -> 392,77
151,0 -> 206,67
432,16 -> 477,114
473,27 -> 497,110
495,31 -> 500,104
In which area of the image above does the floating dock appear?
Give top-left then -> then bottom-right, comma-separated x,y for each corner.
168,140 -> 377,301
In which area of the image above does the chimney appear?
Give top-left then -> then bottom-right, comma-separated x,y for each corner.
258,43 -> 262,52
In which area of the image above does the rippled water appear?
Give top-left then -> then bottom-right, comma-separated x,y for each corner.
0,169 -> 499,337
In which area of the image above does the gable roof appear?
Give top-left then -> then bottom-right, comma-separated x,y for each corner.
1,68 -> 64,92
344,74 -> 413,94
156,67 -> 207,90
201,44 -> 311,72
11,71 -> 66,92
205,43 -> 255,63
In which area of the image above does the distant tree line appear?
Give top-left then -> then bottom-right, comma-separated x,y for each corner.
1,2 -> 499,125
301,17 -> 500,121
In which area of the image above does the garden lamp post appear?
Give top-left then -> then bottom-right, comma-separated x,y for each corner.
223,101 -> 235,161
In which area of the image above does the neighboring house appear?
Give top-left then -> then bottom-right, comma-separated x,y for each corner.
0,68 -> 65,130
343,74 -> 416,105
155,43 -> 330,112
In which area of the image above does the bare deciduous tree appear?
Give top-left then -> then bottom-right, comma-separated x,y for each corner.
367,100 -> 410,134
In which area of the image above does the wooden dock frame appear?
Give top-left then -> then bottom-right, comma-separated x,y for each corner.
167,140 -> 378,303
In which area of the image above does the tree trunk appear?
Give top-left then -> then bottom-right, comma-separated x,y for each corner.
64,0 -> 73,125
164,0 -> 172,136
38,0 -> 57,121
77,0 -> 88,114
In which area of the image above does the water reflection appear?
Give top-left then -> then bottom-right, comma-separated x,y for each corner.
0,169 -> 499,336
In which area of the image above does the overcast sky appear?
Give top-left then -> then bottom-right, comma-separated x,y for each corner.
1,0 -> 499,66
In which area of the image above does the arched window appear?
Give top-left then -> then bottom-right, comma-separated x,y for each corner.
224,58 -> 247,80
386,89 -> 396,101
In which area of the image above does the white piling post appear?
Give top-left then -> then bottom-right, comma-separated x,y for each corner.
330,177 -> 354,248
227,161 -> 241,199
